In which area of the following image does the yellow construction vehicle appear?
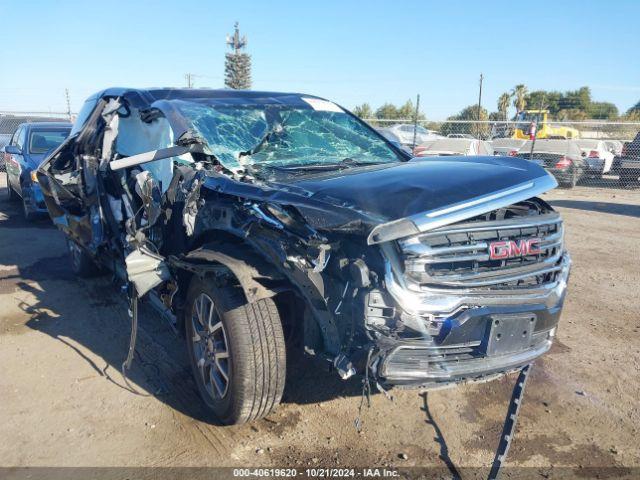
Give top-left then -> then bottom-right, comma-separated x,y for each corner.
513,110 -> 580,140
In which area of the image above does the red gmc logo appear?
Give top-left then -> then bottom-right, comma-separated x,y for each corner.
489,238 -> 542,260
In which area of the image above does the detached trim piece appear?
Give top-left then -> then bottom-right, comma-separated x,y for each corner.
367,174 -> 558,244
110,145 -> 201,171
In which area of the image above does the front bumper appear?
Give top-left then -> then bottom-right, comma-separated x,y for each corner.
620,159 -> 640,171
546,167 -> 575,183
373,253 -> 570,386
23,182 -> 48,213
378,304 -> 560,385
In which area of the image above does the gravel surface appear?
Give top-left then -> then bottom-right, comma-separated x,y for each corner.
1,175 -> 638,477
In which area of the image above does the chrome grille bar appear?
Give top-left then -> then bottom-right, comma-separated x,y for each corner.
400,211 -> 564,289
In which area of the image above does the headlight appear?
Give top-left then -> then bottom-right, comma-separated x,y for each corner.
30,171 -> 39,183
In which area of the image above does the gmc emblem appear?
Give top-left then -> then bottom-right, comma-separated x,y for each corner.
489,238 -> 542,260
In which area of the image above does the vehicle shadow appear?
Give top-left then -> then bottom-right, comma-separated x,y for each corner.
548,199 -> 640,218
420,392 -> 462,479
18,271 -> 365,424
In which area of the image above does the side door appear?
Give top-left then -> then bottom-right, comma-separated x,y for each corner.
37,135 -> 90,241
5,126 -> 26,193
37,96 -> 104,248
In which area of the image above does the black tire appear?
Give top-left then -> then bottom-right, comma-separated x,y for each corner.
66,238 -> 100,277
5,173 -> 18,201
21,187 -> 37,221
184,275 -> 286,425
619,170 -> 640,188
559,169 -> 577,189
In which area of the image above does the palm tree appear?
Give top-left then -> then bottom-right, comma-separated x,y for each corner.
511,84 -> 528,114
497,92 -> 512,120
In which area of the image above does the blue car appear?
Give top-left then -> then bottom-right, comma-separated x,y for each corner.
4,122 -> 71,220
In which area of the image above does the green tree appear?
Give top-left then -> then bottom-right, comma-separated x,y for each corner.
525,90 -> 562,115
440,105 -> 490,138
497,92 -> 512,120
559,87 -> 591,111
588,102 -> 619,120
397,100 -> 419,120
625,100 -> 640,117
373,100 -> 425,123
225,52 -> 252,89
511,84 -> 528,113
224,23 -> 252,89
353,103 -> 373,119
375,103 -> 399,120
556,108 -> 589,121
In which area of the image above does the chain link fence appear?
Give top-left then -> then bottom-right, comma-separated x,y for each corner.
367,118 -> 640,190
2,110 -> 639,191
0,112 -> 73,171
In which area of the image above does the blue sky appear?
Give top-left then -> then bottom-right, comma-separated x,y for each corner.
0,0 -> 638,119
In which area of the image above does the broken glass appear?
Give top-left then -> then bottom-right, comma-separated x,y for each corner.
169,100 -> 402,172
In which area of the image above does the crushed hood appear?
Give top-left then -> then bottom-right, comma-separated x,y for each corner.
288,156 -> 553,218
202,156 -> 556,242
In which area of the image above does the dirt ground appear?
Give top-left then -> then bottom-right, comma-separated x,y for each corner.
1,175 -> 639,477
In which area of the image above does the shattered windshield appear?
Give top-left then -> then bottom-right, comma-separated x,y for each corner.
171,99 -> 402,172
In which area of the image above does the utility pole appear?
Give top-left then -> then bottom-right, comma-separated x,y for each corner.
412,94 -> 421,152
477,73 -> 483,138
529,95 -> 546,161
224,22 -> 252,89
64,89 -> 72,120
184,73 -> 194,88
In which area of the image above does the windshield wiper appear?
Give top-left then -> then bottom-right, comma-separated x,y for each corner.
246,158 -> 391,177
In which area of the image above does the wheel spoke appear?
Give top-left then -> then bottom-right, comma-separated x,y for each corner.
191,323 -> 207,342
215,357 -> 229,381
210,368 -> 226,398
207,300 -> 215,331
210,320 -> 223,333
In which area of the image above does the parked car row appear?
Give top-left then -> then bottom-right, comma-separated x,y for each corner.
615,131 -> 640,187
376,123 -> 442,147
410,136 -> 628,189
413,138 -> 494,157
514,140 -> 586,189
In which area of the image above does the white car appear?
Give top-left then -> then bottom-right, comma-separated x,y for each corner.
491,138 -> 527,157
377,124 -> 442,146
604,140 -> 624,156
574,139 -> 615,175
414,138 -> 494,157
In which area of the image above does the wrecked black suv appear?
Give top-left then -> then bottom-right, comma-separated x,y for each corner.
37,88 -> 571,424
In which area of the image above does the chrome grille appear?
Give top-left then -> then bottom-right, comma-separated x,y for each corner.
399,212 -> 563,290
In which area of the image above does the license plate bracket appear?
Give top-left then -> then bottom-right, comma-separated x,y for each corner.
486,314 -> 536,356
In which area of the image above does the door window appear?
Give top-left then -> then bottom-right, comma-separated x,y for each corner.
12,126 -> 25,150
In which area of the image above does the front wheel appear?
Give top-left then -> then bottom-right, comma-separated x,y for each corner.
619,170 -> 640,188
185,276 -> 286,425
22,189 -> 36,221
559,169 -> 577,189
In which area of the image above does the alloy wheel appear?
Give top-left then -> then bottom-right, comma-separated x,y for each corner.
191,293 -> 231,400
